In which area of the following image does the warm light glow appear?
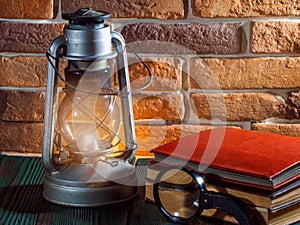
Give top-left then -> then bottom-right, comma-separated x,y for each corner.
56,60 -> 121,160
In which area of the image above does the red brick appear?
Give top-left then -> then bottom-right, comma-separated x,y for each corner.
135,124 -> 212,153
251,21 -> 300,54
0,22 -> 64,53
0,122 -> 43,153
121,23 -> 242,54
287,91 -> 300,119
252,123 -> 300,137
192,0 -> 300,17
0,0 -> 54,19
190,57 -> 300,90
190,93 -> 286,121
129,57 -> 183,91
61,0 -> 186,19
0,56 -> 47,87
133,93 -> 185,121
0,90 -> 45,122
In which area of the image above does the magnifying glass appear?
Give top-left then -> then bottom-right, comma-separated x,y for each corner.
153,166 -> 252,225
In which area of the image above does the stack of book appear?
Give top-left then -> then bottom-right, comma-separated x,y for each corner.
144,127 -> 300,225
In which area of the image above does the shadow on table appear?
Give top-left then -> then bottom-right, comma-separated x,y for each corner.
0,184 -> 46,214
0,184 -> 140,225
0,184 -> 136,210
0,184 -> 266,225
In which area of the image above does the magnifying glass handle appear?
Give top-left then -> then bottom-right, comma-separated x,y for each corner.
201,191 -> 252,225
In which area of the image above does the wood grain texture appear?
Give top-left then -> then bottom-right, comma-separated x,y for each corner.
0,155 -> 234,225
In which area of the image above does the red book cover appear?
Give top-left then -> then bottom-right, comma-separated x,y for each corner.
152,127 -> 300,190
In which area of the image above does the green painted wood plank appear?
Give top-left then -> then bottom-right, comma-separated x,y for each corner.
0,156 -> 44,225
0,156 -> 269,225
0,155 -> 132,225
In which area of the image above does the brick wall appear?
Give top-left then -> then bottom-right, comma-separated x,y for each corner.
0,0 -> 299,156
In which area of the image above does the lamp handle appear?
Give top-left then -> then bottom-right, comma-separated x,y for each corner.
111,31 -> 137,162
43,35 -> 67,173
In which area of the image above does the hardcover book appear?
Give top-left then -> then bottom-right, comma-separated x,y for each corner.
144,175 -> 300,225
145,163 -> 300,211
151,127 -> 300,190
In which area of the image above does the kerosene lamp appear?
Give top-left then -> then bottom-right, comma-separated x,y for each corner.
42,8 -> 138,206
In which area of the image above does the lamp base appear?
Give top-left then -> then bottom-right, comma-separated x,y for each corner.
43,161 -> 139,207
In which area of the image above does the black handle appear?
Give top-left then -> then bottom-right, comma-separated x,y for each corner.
201,191 -> 252,225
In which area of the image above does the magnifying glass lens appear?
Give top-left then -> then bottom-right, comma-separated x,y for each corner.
157,169 -> 200,219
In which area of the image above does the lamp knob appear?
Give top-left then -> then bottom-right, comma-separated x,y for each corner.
62,8 -> 110,27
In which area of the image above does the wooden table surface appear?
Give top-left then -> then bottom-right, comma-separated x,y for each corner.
0,155 -> 253,225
